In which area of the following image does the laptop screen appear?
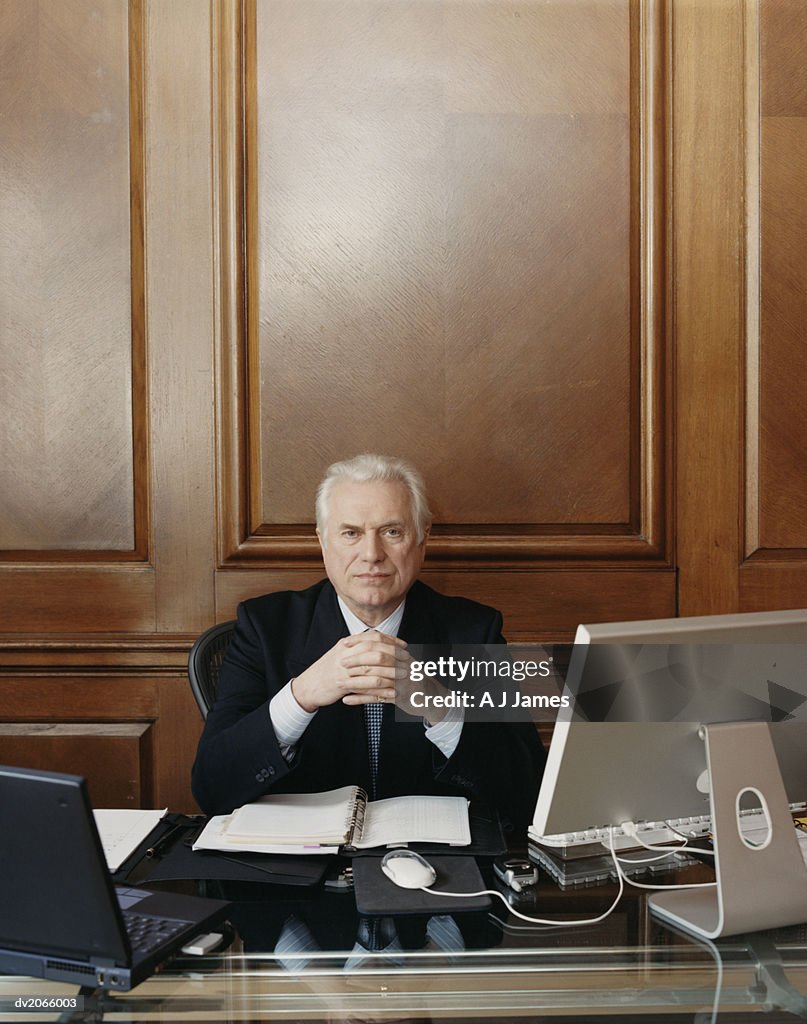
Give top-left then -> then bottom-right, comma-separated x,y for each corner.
0,765 -> 129,964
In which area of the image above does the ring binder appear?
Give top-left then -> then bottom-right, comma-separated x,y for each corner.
192,786 -> 472,854
346,787 -> 369,849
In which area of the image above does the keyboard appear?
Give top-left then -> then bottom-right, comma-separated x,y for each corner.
123,911 -> 187,956
529,803 -> 807,860
115,887 -> 193,958
528,816 -> 712,860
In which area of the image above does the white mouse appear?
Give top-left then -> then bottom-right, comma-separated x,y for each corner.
380,850 -> 437,889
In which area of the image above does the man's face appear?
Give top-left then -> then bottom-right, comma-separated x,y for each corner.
317,479 -> 428,626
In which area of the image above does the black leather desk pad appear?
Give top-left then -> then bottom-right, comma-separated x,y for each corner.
123,828 -> 331,887
352,855 -> 492,915
115,805 -> 504,890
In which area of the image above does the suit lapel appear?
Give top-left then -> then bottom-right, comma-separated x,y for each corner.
286,582 -> 369,789
287,581 -> 349,675
399,581 -> 441,644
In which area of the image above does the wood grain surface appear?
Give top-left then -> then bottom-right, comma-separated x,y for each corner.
2,0 -> 806,807
0,0 -> 140,553
758,0 -> 807,550
252,0 -> 634,528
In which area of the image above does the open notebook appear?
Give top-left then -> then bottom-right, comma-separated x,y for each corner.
193,786 -> 471,854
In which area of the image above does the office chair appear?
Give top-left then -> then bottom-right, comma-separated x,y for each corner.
188,620 -> 235,719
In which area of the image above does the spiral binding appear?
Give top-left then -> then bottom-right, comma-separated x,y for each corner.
344,786 -> 369,851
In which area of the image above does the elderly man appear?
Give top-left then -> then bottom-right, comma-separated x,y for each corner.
192,454 -> 544,829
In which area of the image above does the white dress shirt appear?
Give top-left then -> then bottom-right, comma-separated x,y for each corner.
269,595 -> 463,761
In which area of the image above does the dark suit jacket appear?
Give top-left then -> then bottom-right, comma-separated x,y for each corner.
191,579 -> 545,828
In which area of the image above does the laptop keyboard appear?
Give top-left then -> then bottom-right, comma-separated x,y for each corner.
115,888 -> 190,956
123,911 -> 187,956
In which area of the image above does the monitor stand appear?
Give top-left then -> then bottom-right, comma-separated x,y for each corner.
649,721 -> 807,939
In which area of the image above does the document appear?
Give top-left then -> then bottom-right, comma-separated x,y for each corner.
192,786 -> 471,854
94,808 -> 167,871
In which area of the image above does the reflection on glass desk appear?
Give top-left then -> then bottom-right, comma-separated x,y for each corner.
4,863 -> 807,1022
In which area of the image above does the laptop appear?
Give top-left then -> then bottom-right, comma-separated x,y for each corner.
0,765 -> 230,991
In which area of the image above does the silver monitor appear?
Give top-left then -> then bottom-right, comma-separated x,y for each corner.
532,607 -> 807,939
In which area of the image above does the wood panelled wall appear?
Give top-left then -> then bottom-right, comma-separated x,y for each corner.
0,0 -> 804,812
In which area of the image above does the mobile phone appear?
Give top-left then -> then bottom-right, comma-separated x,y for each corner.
493,857 -> 539,893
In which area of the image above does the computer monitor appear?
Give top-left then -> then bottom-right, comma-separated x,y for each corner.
532,607 -> 807,940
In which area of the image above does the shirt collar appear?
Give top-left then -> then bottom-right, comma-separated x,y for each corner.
337,595 -> 406,637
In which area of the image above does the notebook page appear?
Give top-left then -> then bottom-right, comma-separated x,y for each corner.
225,785 -> 359,844
93,808 -> 167,871
354,795 -> 471,849
193,814 -> 334,855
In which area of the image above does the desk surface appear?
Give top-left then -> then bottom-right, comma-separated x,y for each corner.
3,864 -> 807,1022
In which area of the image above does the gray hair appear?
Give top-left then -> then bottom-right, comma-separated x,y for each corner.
316,454 -> 432,544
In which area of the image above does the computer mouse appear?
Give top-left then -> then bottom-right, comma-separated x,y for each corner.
380,850 -> 437,889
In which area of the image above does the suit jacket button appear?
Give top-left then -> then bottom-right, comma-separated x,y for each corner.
267,766 -> 275,776
255,772 -> 263,782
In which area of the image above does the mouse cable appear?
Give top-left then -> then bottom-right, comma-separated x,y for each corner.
420,830 -> 626,927
608,826 -> 717,892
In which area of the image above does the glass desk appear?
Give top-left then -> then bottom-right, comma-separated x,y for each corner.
3,863 -> 807,1022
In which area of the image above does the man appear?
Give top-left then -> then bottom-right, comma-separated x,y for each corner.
192,454 -> 544,829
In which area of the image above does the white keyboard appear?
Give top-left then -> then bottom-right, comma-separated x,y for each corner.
528,804 -> 807,861
529,816 -> 712,860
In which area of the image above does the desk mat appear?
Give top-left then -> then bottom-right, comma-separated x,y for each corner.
353,855 -> 492,915
123,827 -> 332,887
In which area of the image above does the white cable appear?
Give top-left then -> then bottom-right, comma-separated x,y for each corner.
420,838 -> 625,927
621,819 -> 715,857
615,872 -> 716,892
630,835 -> 715,857
418,823 -> 714,922
420,881 -> 624,926
608,829 -> 717,892
488,913 -> 559,933
614,849 -> 687,865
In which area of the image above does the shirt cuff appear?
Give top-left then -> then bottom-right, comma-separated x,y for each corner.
424,704 -> 464,759
270,680 -> 317,757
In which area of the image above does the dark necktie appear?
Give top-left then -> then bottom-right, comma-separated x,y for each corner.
362,629 -> 383,797
364,701 -> 382,799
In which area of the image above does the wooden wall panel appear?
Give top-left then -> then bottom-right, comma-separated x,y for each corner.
0,0 -> 215,811
673,0 -> 744,616
0,568 -> 155,633
253,0 -> 632,528
0,647 -> 202,812
0,724 -> 152,807
738,0 -> 807,607
217,0 -> 673,639
675,0 -> 807,613
0,0 -> 155,634
0,0 -> 143,554
757,0 -> 807,551
145,0 -> 217,633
